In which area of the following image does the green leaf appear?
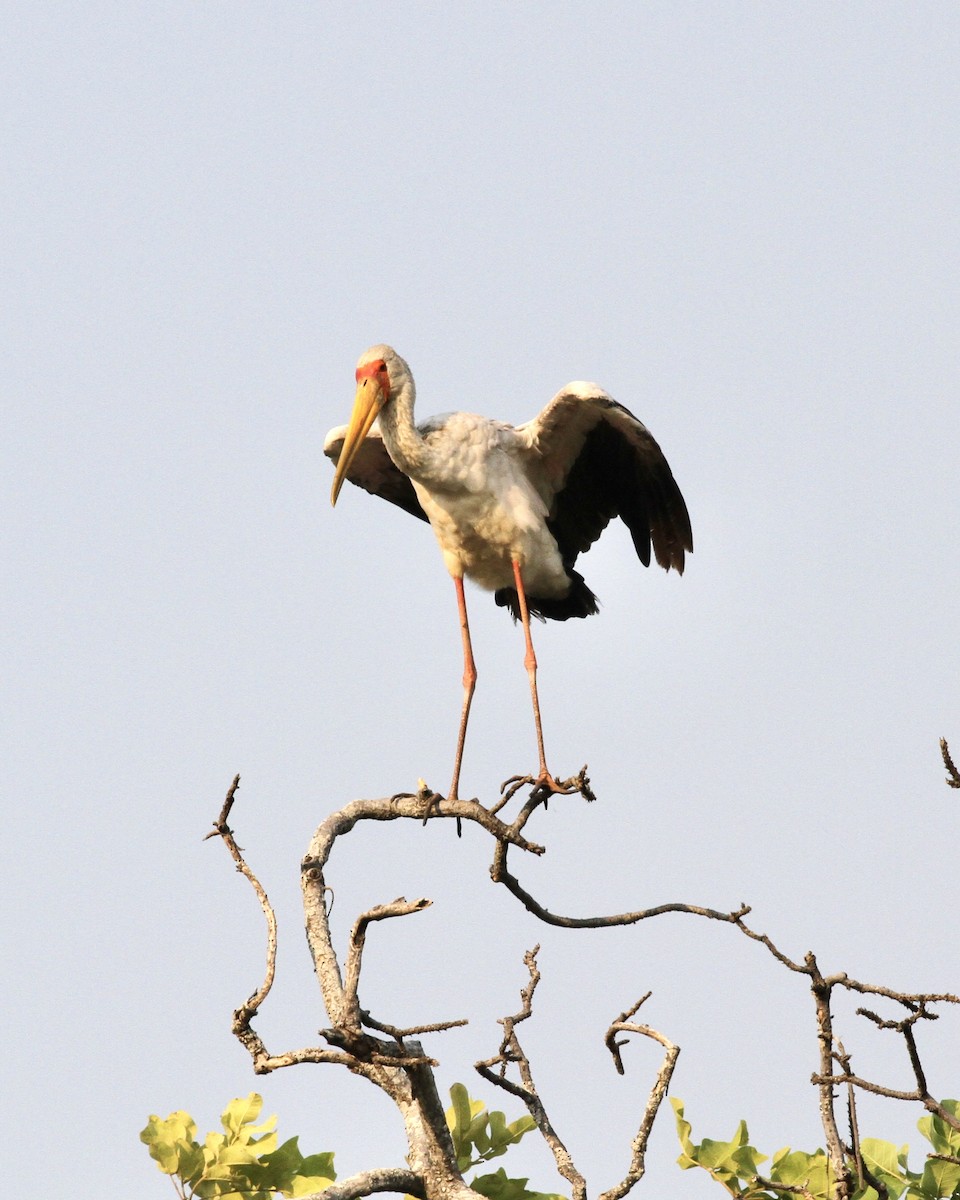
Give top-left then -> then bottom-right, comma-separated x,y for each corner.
917,1156 -> 960,1199
508,1115 -> 537,1141
141,1110 -> 198,1149
856,1138 -> 908,1199
221,1094 -> 265,1136
672,1098 -> 697,1168
771,1147 -> 832,1199
218,1140 -> 262,1167
918,1102 -> 960,1159
298,1152 -> 336,1180
472,1118 -> 492,1157
669,1101 -> 768,1195
447,1083 -> 479,1147
175,1141 -> 208,1187
697,1125 -> 767,1177
248,1131 -> 278,1158
140,1111 -> 202,1178
488,1110 -> 511,1150
257,1136 -> 303,1191
468,1167 -> 563,1200
445,1085 -> 533,1171
144,1098 -> 337,1200
288,1174 -> 336,1196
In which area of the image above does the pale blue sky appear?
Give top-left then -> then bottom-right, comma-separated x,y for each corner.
3,5 -> 959,1197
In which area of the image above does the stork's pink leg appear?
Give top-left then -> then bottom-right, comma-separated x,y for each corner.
448,574 -> 476,802
511,558 -> 563,791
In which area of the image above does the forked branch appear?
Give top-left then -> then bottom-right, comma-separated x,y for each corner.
476,949 -> 679,1200
598,995 -> 680,1200
476,946 -> 587,1200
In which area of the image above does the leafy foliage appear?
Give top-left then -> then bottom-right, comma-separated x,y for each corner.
140,1094 -> 335,1199
443,1084 -> 565,1200
143,1086 -> 563,1200
672,1097 -> 960,1200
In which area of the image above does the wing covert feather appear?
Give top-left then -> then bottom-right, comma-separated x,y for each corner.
517,387 -> 692,573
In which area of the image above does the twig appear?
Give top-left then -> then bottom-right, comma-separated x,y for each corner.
941,738 -> 960,788
476,947 -> 587,1200
809,953 -> 855,1199
205,772 -> 242,840
243,1045 -> 359,1074
598,996 -> 680,1200
361,1011 -> 469,1038
343,898 -> 432,1026
834,1042 -> 890,1199
753,1175 -> 818,1199
491,849 -> 749,929
206,775 -> 280,1049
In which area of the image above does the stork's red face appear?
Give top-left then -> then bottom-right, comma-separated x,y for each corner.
355,356 -> 390,395
330,356 -> 392,505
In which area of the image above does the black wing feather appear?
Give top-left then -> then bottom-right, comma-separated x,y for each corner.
541,396 -> 691,576
323,429 -> 428,522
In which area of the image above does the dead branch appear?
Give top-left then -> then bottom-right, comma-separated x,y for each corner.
727,910 -> 960,1185
598,996 -> 680,1200
361,1011 -> 469,1039
206,775 -> 279,1040
493,765 -> 596,814
753,1176 -> 819,1199
836,1043 -> 865,1191
490,838 -> 749,928
806,952 -> 855,1198
604,995 -> 653,1077
476,947 -> 587,1200
300,1166 -> 424,1200
215,779 -> 503,1200
343,897 -> 433,1027
941,737 -> 960,788
244,1045 -> 358,1074
812,1077 -> 960,1134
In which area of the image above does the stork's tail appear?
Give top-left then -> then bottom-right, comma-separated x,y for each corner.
494,569 -> 599,623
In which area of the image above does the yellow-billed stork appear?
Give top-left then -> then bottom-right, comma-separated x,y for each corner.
326,344 -> 692,803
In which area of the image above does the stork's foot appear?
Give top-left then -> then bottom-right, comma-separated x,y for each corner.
416,779 -> 475,836
499,765 -> 595,807
415,778 -> 445,825
531,770 -> 577,801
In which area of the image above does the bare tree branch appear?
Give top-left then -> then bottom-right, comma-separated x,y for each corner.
361,1011 -> 469,1039
807,953 -> 855,1200
205,775 -> 282,1059
476,947 -> 588,1200
836,1043 -> 866,1194
490,839 -> 749,928
343,897 -> 432,1027
598,995 -> 680,1200
753,1175 -> 819,1199
300,1166 -> 425,1200
941,737 -> 960,788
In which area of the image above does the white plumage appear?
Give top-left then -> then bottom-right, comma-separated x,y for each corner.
326,344 -> 692,801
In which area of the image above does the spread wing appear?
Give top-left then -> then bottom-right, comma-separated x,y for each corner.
515,384 -> 692,572
323,425 -> 428,522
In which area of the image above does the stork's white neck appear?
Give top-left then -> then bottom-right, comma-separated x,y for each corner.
376,371 -> 446,487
